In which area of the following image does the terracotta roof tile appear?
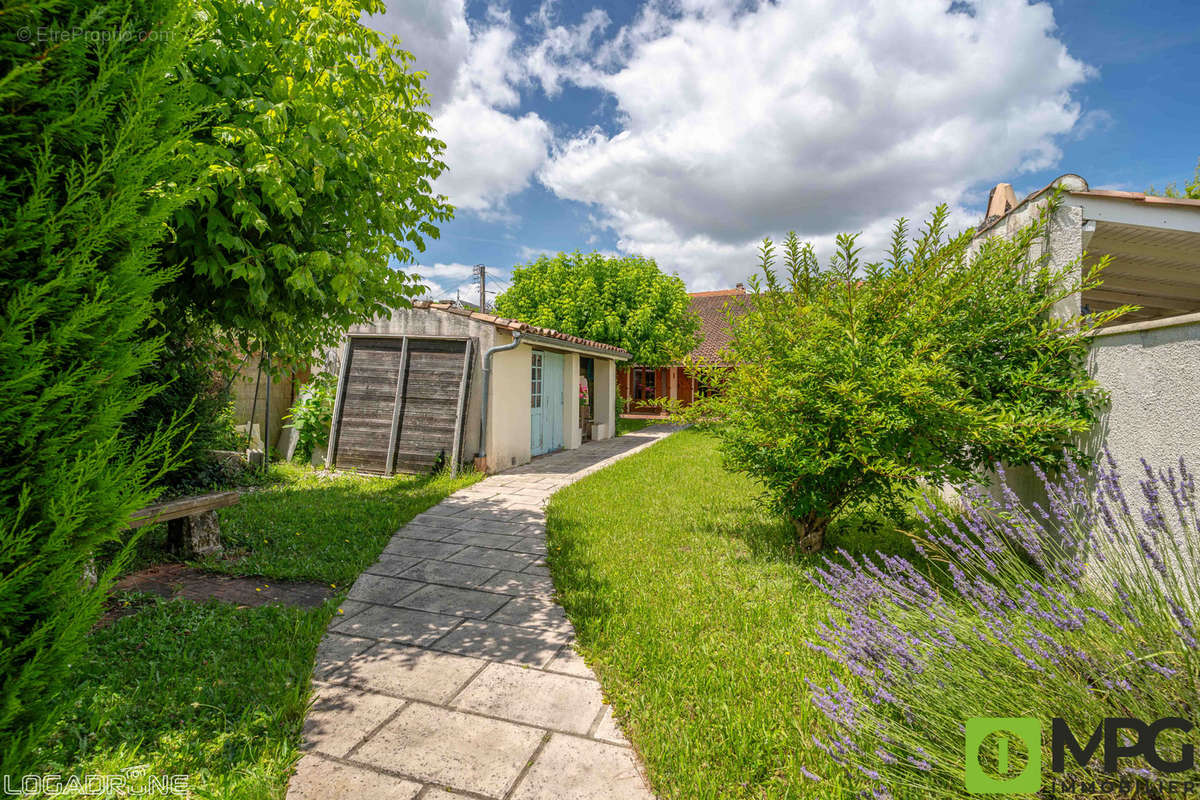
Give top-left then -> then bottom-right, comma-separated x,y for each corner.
1073,189 -> 1200,207
686,288 -> 749,362
411,301 -> 631,359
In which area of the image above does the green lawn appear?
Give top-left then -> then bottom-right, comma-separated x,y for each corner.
202,462 -> 481,585
40,463 -> 479,799
546,428 -> 915,799
615,416 -> 658,436
40,600 -> 324,800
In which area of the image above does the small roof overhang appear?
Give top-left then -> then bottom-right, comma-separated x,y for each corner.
1083,220 -> 1200,322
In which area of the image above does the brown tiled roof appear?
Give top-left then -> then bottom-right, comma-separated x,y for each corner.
411,301 -> 631,359
686,288 -> 749,362
1071,188 -> 1200,206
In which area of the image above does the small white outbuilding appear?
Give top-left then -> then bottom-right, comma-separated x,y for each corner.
324,301 -> 630,475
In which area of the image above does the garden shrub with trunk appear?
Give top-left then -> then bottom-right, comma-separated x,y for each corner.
682,204 -> 1126,552
140,0 -> 452,484
0,0 -> 200,773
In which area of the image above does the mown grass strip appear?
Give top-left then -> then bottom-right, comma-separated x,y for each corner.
547,428 -> 914,799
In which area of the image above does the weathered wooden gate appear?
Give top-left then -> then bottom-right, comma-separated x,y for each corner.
327,336 -> 473,475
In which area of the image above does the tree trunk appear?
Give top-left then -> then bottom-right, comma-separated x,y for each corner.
791,512 -> 829,554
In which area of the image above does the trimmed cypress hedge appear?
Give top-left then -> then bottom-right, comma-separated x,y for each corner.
0,0 -> 201,773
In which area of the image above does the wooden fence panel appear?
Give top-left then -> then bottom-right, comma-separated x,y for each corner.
332,336 -> 471,475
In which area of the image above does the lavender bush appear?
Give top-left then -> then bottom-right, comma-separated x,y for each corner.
806,454 -> 1200,798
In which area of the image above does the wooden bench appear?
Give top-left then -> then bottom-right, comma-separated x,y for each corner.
129,491 -> 240,558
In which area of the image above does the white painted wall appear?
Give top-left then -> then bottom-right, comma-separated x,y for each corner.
1089,316 -> 1200,495
563,352 -> 582,451
593,359 -> 616,440
487,335 -> 533,472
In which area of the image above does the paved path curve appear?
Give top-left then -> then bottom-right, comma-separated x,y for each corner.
288,425 -> 680,800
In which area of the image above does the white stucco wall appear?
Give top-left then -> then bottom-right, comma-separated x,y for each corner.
486,336 -> 532,472
1089,316 -> 1200,494
970,177 -> 1085,323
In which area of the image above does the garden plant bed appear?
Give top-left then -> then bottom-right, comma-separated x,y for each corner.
545,428 -> 917,799
105,563 -> 334,620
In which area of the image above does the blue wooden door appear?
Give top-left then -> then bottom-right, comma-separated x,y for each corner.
530,350 -> 564,456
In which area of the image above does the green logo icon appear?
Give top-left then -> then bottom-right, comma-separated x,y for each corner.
965,717 -> 1042,794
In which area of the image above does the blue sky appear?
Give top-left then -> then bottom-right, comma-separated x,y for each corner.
367,0 -> 1200,302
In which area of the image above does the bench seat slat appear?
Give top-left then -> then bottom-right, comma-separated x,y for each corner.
128,491 -> 240,529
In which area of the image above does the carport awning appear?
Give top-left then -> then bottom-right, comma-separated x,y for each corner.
1084,223 -> 1200,322
1074,191 -> 1200,325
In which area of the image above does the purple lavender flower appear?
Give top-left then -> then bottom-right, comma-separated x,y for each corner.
803,450 -> 1200,798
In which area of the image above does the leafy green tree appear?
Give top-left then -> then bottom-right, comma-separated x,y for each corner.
163,0 -> 452,362
495,251 -> 700,365
139,0 -> 451,482
0,0 -> 200,771
1150,157 -> 1200,199
682,204 -> 1127,553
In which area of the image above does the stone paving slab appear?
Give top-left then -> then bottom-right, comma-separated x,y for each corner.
451,662 -> 604,734
330,604 -> 462,646
511,734 -> 648,800
288,425 -> 681,800
352,703 -> 543,797
488,595 -> 571,632
346,574 -> 424,605
302,683 -> 404,758
396,583 -> 512,619
287,753 -> 422,800
325,642 -> 484,703
446,544 -> 539,572
431,619 -> 568,667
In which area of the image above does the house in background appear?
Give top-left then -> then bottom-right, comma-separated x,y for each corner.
972,174 -> 1200,501
617,285 -> 750,417
323,301 -> 630,475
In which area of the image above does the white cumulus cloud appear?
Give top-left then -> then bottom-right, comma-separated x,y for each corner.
366,2 -> 553,218
539,0 -> 1092,288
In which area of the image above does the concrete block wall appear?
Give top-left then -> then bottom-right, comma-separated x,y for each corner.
230,354 -> 294,452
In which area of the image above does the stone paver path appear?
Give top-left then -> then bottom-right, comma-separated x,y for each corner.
288,425 -> 680,800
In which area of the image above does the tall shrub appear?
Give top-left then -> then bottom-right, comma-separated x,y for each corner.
0,0 -> 199,772
806,454 -> 1200,797
163,0 -> 451,362
683,204 -> 1128,552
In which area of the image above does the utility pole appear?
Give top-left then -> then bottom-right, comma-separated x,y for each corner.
473,264 -> 486,312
